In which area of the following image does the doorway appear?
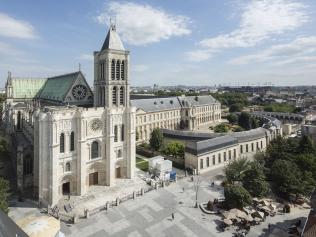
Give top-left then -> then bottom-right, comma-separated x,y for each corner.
89,172 -> 98,186
62,182 -> 70,195
116,167 -> 121,178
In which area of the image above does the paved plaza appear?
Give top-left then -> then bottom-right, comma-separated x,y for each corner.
60,168 -> 309,237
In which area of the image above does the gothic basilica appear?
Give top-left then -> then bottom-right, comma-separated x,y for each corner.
2,25 -> 136,206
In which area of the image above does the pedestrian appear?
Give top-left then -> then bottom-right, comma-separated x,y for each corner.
171,212 -> 175,220
182,187 -> 185,193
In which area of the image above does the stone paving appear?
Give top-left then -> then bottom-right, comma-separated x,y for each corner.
61,167 -> 309,237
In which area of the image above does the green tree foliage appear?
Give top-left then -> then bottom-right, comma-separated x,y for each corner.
226,113 -> 238,124
229,103 -> 243,113
242,162 -> 269,198
224,185 -> 252,209
224,158 -> 250,184
211,92 -> 249,108
270,159 -> 315,197
0,139 -> 8,157
237,112 -> 259,130
164,141 -> 185,158
214,123 -> 229,133
298,135 -> 316,154
149,128 -> 164,151
264,103 -> 296,113
0,177 -> 10,214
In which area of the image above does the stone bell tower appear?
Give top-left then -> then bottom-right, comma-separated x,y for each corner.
93,23 -> 135,185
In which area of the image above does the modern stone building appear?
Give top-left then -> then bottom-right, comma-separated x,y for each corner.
2,25 -> 136,206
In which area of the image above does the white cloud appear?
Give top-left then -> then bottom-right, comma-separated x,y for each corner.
0,41 -> 23,56
185,50 -> 214,62
96,2 -> 191,45
132,64 -> 149,72
229,36 -> 316,65
79,53 -> 94,61
187,0 -> 309,61
0,13 -> 37,39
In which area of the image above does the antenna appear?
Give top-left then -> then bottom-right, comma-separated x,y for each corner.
78,63 -> 81,72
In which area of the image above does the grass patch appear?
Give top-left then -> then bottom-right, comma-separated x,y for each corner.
136,157 -> 149,172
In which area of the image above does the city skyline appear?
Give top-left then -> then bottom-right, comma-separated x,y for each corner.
0,0 -> 316,87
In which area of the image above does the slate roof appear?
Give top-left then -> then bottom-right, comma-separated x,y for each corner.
162,129 -> 221,141
11,78 -> 47,99
101,26 -> 125,51
130,95 -> 218,113
179,95 -> 218,107
185,128 -> 268,156
39,71 -> 81,102
231,128 -> 268,143
186,135 -> 238,155
131,97 -> 182,113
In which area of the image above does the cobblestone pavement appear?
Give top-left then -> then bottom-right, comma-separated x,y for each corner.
61,168 -> 309,237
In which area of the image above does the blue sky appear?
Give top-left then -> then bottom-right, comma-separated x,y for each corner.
0,0 -> 316,87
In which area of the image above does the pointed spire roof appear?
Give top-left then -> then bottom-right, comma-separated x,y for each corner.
101,24 -> 125,51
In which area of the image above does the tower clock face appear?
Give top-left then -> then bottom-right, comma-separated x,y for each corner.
72,85 -> 87,100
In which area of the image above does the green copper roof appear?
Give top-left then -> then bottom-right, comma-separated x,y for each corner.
39,72 -> 81,101
11,78 -> 47,99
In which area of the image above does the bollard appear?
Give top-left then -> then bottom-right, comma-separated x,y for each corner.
73,215 -> 78,224
141,188 -> 145,196
133,191 -> 136,199
185,170 -> 188,177
116,197 -> 120,206
175,176 -> 178,183
47,205 -> 50,215
106,201 -> 110,211
162,181 -> 165,187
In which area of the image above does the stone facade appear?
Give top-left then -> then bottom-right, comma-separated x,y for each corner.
132,95 -> 221,142
2,25 -> 135,206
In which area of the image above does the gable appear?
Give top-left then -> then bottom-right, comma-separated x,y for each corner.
64,73 -> 93,105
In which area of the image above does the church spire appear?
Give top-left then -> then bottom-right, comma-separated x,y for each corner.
101,19 -> 125,51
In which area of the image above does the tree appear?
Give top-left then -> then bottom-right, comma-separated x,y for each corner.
149,128 -> 164,151
229,103 -> 243,112
214,123 -> 229,133
298,135 -> 316,154
224,158 -> 250,184
238,112 -> 259,130
242,162 -> 269,198
0,177 -> 10,214
224,185 -> 252,209
227,113 -> 238,124
269,159 -> 314,197
193,176 -> 202,208
164,141 -> 185,158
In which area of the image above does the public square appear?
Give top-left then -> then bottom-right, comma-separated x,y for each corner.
60,169 -> 309,237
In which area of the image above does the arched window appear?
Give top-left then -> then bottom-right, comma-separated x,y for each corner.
111,59 -> 115,80
112,86 -> 117,105
17,111 -> 21,130
70,132 -> 75,151
91,141 -> 99,159
116,60 -> 120,79
121,124 -> 124,141
114,125 -> 118,142
121,60 -> 125,80
60,133 -> 65,153
23,155 -> 33,175
120,87 -> 124,105
65,162 -> 70,172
